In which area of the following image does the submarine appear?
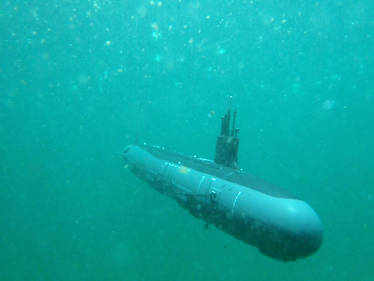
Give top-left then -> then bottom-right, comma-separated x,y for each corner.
122,107 -> 323,261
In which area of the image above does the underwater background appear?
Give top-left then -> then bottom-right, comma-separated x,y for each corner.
1,0 -> 373,280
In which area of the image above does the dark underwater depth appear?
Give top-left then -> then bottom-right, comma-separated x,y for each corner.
1,1 -> 373,280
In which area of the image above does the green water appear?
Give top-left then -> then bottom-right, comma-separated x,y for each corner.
1,1 -> 373,280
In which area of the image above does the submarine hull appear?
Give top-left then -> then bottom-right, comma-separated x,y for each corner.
123,144 -> 323,261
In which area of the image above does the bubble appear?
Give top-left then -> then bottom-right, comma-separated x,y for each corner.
152,31 -> 161,40
208,110 -> 216,118
217,48 -> 226,55
322,99 -> 336,110
151,23 -> 159,30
